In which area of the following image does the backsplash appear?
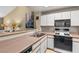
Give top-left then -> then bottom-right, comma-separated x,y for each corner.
41,26 -> 55,32
41,26 -> 79,34
70,26 -> 79,34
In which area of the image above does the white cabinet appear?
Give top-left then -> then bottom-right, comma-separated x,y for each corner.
41,15 -> 47,26
73,40 -> 79,53
54,12 -> 70,20
71,10 -> 79,26
40,41 -> 46,53
46,14 -> 54,26
47,36 -> 54,49
32,46 -> 41,53
41,11 -> 70,26
41,14 -> 54,26
54,13 -> 62,20
62,12 -> 71,19
32,36 -> 47,53
40,36 -> 47,53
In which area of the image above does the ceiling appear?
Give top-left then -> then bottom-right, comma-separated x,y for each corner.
28,6 -> 72,12
0,6 -> 72,17
0,6 -> 16,17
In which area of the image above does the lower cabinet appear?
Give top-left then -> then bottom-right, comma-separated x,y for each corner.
32,36 -> 47,53
33,46 -> 41,53
40,39 -> 47,53
73,41 -> 79,53
47,36 -> 54,49
40,40 -> 46,53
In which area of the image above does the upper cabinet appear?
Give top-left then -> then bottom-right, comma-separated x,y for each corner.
62,12 -> 71,19
71,10 -> 79,26
41,10 -> 79,26
54,12 -> 71,20
41,14 -> 54,26
40,15 -> 47,26
46,14 -> 54,26
54,12 -> 62,20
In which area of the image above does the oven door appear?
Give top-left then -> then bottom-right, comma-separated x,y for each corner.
54,35 -> 72,52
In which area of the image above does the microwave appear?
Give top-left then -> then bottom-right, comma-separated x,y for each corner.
54,19 -> 70,27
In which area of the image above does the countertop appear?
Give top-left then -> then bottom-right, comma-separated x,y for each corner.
42,32 -> 79,42
0,29 -> 36,37
0,31 -> 79,53
0,32 -> 46,53
0,31 -> 27,37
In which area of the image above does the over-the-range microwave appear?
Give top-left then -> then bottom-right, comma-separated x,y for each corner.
54,19 -> 71,27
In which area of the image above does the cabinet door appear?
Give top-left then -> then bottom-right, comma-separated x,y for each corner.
47,14 -> 54,26
62,12 -> 71,19
40,36 -> 47,53
54,13 -> 62,20
40,15 -> 47,26
54,12 -> 70,20
41,41 -> 45,53
33,46 -> 41,53
47,37 -> 54,49
73,41 -> 79,53
71,10 -> 79,26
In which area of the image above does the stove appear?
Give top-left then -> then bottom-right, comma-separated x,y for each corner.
54,19 -> 72,52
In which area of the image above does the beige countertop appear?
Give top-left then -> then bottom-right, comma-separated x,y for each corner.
43,32 -> 79,38
70,34 -> 79,42
0,29 -> 35,37
42,32 -> 55,36
0,32 -> 46,53
0,31 -> 79,53
71,34 -> 79,39
0,31 -> 27,37
42,32 -> 79,42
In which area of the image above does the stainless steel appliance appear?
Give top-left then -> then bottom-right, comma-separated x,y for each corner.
54,35 -> 72,52
54,19 -> 72,52
54,19 -> 70,27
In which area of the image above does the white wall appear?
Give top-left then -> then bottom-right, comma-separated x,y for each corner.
0,6 -> 16,17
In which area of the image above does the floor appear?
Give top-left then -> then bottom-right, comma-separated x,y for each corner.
46,49 -> 57,53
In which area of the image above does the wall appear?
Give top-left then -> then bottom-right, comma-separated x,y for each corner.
0,18 -> 3,30
4,6 -> 32,31
0,6 -> 16,17
70,26 -> 79,34
41,26 -> 79,34
41,26 -> 54,32
34,12 -> 41,31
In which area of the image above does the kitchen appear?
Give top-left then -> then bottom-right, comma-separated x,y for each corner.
0,6 -> 79,53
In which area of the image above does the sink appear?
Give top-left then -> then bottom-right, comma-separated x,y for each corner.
30,32 -> 45,37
